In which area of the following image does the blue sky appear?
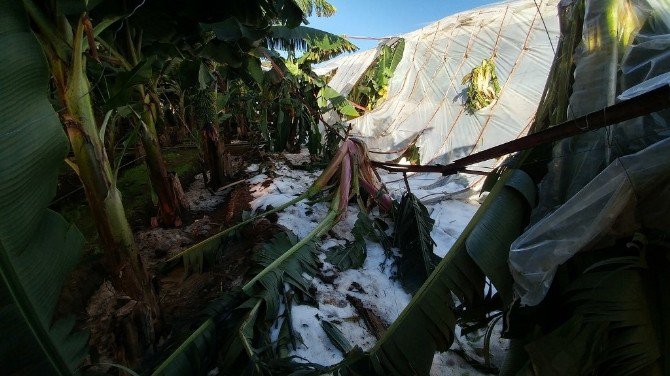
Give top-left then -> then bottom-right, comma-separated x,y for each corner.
307,0 -> 502,51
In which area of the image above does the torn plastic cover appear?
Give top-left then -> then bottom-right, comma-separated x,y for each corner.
512,0 -> 670,305
510,137 -> 670,306
314,49 -> 378,98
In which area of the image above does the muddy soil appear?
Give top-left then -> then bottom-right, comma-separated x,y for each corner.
57,154 -> 283,372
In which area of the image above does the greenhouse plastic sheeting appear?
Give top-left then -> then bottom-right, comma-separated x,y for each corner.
315,46 -> 383,126
513,0 -> 670,305
321,0 -> 561,166
314,48 -> 378,95
510,137 -> 670,306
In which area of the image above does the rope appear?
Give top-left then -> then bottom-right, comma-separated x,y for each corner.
533,0 -> 556,54
342,35 -> 392,41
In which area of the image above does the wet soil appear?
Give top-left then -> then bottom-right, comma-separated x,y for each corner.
57,154 -> 284,372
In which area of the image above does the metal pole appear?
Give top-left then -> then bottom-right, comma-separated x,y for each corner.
373,84 -> 670,175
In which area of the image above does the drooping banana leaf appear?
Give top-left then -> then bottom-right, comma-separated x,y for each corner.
318,85 -> 360,117
322,320 -> 354,355
524,315 -> 608,376
151,292 -> 245,376
393,192 -> 439,293
268,25 -> 358,63
245,230 -> 321,319
566,265 -> 661,374
167,190 -> 311,272
327,239 -> 367,272
0,1 -> 87,373
347,39 -> 405,111
278,57 -> 360,118
154,226 -> 328,374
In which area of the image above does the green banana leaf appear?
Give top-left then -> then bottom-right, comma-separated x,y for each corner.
323,320 -> 354,354
393,192 -> 439,293
327,239 -> 367,271
246,231 -> 320,319
319,86 -> 360,117
268,25 -> 358,63
524,256 -> 662,375
326,211 -> 381,271
153,228 -> 325,374
0,1 -> 87,373
151,292 -> 245,376
294,0 -> 336,17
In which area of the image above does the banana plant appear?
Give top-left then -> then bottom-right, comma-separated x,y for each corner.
168,138 -> 392,273
21,0 -> 161,366
349,39 -> 406,111
157,57 -> 234,189
192,68 -> 233,189
0,1 -> 88,372
13,0 -> 306,370
93,23 -> 190,227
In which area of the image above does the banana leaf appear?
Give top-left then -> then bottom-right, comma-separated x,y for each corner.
246,231 -> 321,319
154,227 -> 325,374
393,192 -> 439,293
524,256 -> 662,375
151,293 -> 245,376
327,240 -> 367,272
322,320 -> 354,354
294,0 -> 336,17
326,211 -> 381,271
268,25 -> 358,63
0,1 -> 87,373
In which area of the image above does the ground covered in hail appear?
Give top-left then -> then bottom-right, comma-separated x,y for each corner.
77,148 -> 508,374
245,150 -> 508,375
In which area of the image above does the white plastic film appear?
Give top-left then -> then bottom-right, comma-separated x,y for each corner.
510,136 -> 670,306
514,0 -> 670,305
321,0 -> 561,169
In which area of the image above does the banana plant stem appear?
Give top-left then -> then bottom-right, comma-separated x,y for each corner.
166,192 -> 311,263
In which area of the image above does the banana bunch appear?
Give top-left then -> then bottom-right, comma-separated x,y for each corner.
193,88 -> 217,127
461,58 -> 501,112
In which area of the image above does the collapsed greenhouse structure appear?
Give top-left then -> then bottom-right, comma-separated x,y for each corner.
1,0 -> 669,374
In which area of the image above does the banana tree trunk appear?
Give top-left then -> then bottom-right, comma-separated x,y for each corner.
60,17 -> 160,367
139,90 -> 188,227
196,88 -> 231,189
202,122 -> 231,188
